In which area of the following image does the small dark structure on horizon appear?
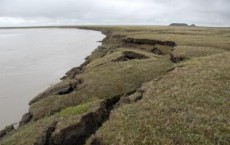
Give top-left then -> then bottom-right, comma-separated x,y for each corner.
190,24 -> 196,27
169,23 -> 189,26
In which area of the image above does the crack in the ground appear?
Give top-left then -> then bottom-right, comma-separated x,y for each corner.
87,90 -> 144,145
44,92 -> 137,145
31,122 -> 58,145
118,89 -> 144,105
151,47 -> 165,55
169,53 -> 186,63
44,122 -> 58,145
57,85 -> 75,95
113,51 -> 149,62
124,38 -> 176,47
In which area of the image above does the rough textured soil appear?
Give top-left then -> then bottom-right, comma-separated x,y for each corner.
0,26 -> 230,145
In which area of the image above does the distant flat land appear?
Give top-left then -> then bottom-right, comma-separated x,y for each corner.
0,25 -> 230,145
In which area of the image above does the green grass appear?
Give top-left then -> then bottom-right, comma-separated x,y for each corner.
58,102 -> 91,117
172,46 -> 226,59
0,101 -> 97,145
29,48 -> 173,120
1,25 -> 230,145
90,52 -> 230,145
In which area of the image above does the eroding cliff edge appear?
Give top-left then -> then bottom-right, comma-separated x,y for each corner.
1,26 -> 230,145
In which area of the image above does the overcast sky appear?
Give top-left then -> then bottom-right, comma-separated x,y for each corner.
0,0 -> 229,27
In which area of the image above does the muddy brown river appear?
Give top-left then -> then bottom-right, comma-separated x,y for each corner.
0,28 -> 105,129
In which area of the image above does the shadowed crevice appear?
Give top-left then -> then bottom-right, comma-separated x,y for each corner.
29,79 -> 83,105
151,47 -> 165,55
46,94 -> 124,145
169,53 -> 186,63
0,125 -> 15,139
124,38 -> 176,47
19,112 -> 33,126
113,51 -> 149,62
57,85 -> 74,95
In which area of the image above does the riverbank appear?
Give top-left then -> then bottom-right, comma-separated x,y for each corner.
0,28 -> 105,130
0,25 -> 230,145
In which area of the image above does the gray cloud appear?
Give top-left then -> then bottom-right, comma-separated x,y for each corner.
0,0 -> 229,26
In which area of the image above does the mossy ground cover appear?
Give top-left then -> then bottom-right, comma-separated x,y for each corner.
89,52 -> 230,145
29,49 -> 173,120
0,101 -> 98,145
1,25 -> 229,145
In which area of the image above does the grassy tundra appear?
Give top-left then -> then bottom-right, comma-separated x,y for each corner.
0,25 -> 229,145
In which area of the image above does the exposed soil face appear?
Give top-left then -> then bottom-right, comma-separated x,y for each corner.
47,96 -> 121,145
122,38 -> 176,57
33,122 -> 58,145
113,51 -> 149,62
1,26 -> 230,145
89,139 -> 102,145
0,125 -> 14,139
124,38 -> 176,47
19,112 -> 33,126
169,53 -> 186,63
29,80 -> 81,105
151,47 -> 165,55
57,85 -> 75,95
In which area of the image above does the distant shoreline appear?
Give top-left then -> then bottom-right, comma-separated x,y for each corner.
0,25 -> 230,30
0,26 -> 78,29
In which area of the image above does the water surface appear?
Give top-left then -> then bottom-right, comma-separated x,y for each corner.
0,28 -> 105,129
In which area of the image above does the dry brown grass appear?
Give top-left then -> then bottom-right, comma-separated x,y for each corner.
1,25 -> 230,145
89,52 -> 230,145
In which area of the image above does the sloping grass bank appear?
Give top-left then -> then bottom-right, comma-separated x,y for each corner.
1,25 -> 230,145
